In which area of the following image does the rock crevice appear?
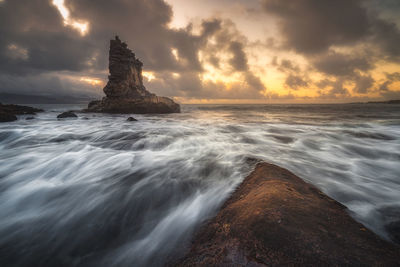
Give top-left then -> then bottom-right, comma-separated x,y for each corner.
86,36 -> 180,114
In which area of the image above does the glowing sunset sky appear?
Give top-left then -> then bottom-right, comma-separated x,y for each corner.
0,0 -> 399,103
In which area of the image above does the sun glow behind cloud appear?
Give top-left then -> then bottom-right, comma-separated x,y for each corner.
80,77 -> 103,86
143,72 -> 156,82
52,0 -> 88,36
7,44 -> 29,60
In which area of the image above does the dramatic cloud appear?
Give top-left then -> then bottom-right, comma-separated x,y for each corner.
316,78 -> 349,98
271,57 -> 300,73
228,41 -> 248,71
262,0 -> 370,54
0,0 -> 399,102
285,74 -> 308,90
312,51 -> 373,77
353,74 -> 375,94
261,0 -> 400,100
380,72 -> 400,91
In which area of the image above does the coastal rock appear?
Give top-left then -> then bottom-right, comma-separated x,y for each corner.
57,111 -> 78,118
0,103 -> 43,122
127,117 -> 137,121
0,103 -> 43,115
175,162 -> 400,266
0,112 -> 17,122
85,36 -> 180,114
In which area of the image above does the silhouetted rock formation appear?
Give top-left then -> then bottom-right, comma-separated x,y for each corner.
0,112 -> 17,122
127,117 -> 137,121
175,162 -> 400,266
0,103 -> 43,122
86,36 -> 180,114
57,111 -> 78,119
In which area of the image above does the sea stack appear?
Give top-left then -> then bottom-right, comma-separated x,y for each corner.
86,36 -> 180,114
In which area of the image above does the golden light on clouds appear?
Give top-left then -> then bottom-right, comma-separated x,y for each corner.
7,44 -> 29,60
52,0 -> 89,36
143,71 -> 156,82
171,48 -> 179,60
80,77 -> 102,86
2,0 -> 397,103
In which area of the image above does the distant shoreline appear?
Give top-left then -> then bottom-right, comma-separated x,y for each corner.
1,93 -> 399,105
348,99 -> 400,105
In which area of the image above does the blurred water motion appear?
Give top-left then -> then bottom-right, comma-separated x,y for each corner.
0,103 -> 399,266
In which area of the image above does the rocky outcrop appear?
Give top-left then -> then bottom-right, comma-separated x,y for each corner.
0,112 -> 17,122
175,162 -> 400,266
0,103 -> 43,122
57,111 -> 78,119
0,103 -> 43,115
85,36 -> 180,114
127,117 -> 137,121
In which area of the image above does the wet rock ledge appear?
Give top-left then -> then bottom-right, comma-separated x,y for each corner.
175,162 -> 400,266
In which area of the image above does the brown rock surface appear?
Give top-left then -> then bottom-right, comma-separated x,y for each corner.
86,36 -> 180,114
175,162 -> 400,266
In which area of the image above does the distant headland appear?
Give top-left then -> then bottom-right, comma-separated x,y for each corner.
348,99 -> 400,104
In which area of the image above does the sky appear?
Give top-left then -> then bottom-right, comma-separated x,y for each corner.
0,0 -> 400,103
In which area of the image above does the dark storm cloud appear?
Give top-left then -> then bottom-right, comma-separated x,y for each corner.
228,41 -> 248,71
208,55 -> 220,68
175,18 -> 266,99
285,74 -> 308,90
200,19 -> 223,37
67,0 -> 187,71
0,0 -> 98,75
145,17 -> 266,100
317,78 -> 349,98
271,57 -> 300,73
262,0 -> 400,97
372,18 -> 400,60
312,51 -> 373,77
379,72 -> 400,91
279,59 -> 299,72
244,73 -> 265,92
353,74 -> 375,94
0,0 -> 209,97
262,0 -> 400,58
0,0 -> 265,99
316,74 -> 375,96
0,72 -> 101,97
379,72 -> 400,99
262,0 -> 370,54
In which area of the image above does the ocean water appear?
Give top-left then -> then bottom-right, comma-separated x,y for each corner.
0,103 -> 399,266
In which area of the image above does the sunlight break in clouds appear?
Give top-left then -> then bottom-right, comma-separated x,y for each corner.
52,0 -> 88,36
143,72 -> 156,82
79,77 -> 102,86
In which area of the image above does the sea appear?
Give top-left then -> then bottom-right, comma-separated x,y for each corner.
0,103 -> 399,266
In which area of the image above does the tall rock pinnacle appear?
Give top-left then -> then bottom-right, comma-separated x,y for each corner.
104,36 -> 152,98
86,36 -> 180,114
